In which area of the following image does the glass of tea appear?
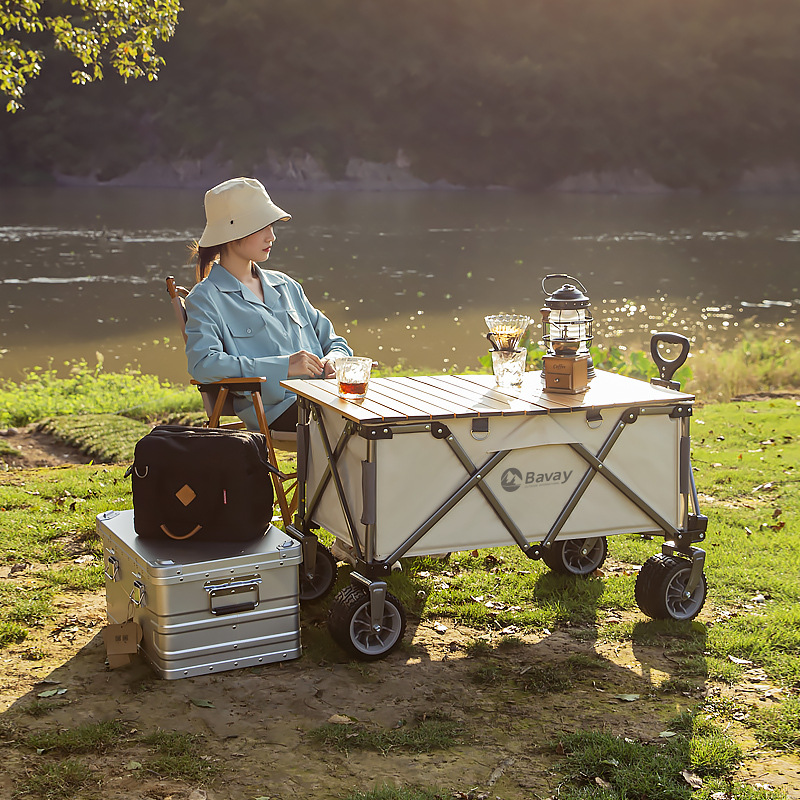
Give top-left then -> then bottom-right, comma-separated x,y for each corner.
335,356 -> 373,399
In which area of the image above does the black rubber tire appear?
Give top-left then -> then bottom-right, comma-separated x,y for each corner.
299,542 -> 337,603
541,536 -> 608,576
328,585 -> 407,661
635,553 -> 707,621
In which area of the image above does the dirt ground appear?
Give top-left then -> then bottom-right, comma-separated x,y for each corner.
1,427 -> 798,800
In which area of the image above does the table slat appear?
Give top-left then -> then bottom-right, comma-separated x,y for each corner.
369,377 -> 465,416
436,374 -> 573,413
410,374 -> 548,415
280,379 -> 387,423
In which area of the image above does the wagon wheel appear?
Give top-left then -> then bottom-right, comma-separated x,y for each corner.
541,536 -> 608,576
635,553 -> 707,621
299,542 -> 337,603
328,585 -> 407,661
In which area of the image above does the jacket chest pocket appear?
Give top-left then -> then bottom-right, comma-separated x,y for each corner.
276,308 -> 309,347
227,320 -> 261,340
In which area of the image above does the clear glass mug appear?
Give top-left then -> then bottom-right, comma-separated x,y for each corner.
335,356 -> 373,399
491,349 -> 526,388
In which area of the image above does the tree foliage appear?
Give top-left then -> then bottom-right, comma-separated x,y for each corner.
0,0 -> 181,112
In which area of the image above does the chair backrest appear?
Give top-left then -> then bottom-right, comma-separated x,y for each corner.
166,275 -> 190,344
166,275 -> 231,419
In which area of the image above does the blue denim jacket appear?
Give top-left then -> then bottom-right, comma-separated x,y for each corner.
184,263 -> 352,428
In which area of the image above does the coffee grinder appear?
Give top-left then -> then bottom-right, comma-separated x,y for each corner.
540,275 -> 594,394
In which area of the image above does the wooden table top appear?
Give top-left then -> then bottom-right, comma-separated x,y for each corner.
281,370 -> 694,425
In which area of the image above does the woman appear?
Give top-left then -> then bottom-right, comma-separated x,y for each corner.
184,177 -> 352,431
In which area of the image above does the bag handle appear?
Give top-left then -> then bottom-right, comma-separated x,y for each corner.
160,523 -> 203,541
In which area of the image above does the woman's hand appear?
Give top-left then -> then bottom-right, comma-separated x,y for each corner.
287,350 -> 326,378
321,358 -> 337,379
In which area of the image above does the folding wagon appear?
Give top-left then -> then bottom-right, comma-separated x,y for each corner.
283,334 -> 708,660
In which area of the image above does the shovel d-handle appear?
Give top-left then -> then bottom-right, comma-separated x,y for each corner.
650,333 -> 690,388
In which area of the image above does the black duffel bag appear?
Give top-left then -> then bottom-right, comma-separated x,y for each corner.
130,425 -> 280,542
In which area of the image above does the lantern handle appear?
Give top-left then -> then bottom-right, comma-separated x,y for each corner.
650,333 -> 690,384
542,273 -> 588,297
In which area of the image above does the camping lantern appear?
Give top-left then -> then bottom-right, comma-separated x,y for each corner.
540,274 -> 594,394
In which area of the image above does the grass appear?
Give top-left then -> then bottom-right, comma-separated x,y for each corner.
344,789 -> 449,800
552,709 -> 746,800
751,696 -> 800,752
24,719 -> 127,753
308,714 -> 461,754
141,730 -> 222,780
15,724 -> 220,796
0,359 -> 201,428
0,352 -> 798,798
16,757 -> 97,799
38,413 -> 151,463
690,333 -> 800,402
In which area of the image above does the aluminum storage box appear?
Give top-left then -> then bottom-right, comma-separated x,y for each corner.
96,509 -> 302,679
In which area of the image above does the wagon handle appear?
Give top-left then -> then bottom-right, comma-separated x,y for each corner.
650,333 -> 690,388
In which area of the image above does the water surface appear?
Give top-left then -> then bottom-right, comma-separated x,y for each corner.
1,187 -> 797,383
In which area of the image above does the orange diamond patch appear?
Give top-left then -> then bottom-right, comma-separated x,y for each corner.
175,484 -> 196,506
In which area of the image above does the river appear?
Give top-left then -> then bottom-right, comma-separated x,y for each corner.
0,186 -> 798,384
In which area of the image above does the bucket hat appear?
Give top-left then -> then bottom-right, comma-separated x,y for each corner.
198,177 -> 291,247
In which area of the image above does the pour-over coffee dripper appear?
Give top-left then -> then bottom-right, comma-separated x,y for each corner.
484,313 -> 531,351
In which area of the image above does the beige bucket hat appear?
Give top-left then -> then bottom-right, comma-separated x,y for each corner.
198,177 -> 291,247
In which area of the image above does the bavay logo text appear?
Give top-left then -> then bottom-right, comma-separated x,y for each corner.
500,467 -> 573,492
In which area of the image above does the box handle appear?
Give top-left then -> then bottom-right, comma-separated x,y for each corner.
205,575 -> 262,616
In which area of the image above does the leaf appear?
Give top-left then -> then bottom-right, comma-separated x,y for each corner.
37,688 -> 67,698
659,730 -> 678,738
682,770 -> 703,789
595,777 -> 613,789
327,714 -> 355,725
190,698 -> 215,708
126,761 -> 142,770
728,656 -> 753,665
614,694 -> 640,702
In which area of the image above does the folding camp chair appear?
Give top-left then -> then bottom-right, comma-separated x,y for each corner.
165,276 -> 298,527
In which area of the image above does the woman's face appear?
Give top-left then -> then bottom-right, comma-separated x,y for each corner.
229,224 -> 276,264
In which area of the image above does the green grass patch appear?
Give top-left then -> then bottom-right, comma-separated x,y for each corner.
38,413 -> 151,463
0,620 -> 27,646
689,334 -> 800,402
308,715 -> 461,754
0,360 -> 201,428
3,586 -> 55,624
141,730 -> 223,780
0,464 -> 129,648
706,605 -> 800,688
15,757 -> 97,799
0,438 -> 19,458
0,464 -> 130,563
343,788 -> 449,800
553,712 -> 744,800
751,696 -> 800,752
25,720 -> 127,753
